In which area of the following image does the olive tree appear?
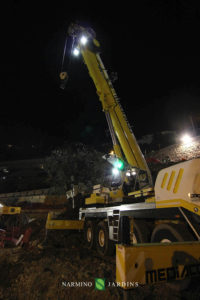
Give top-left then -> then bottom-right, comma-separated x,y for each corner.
43,143 -> 109,194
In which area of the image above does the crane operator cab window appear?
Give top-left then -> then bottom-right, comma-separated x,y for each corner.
122,169 -> 149,195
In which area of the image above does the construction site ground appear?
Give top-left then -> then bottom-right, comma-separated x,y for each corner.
0,138 -> 200,299
0,217 -> 199,300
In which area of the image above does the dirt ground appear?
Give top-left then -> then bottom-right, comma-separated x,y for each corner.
0,218 -> 199,300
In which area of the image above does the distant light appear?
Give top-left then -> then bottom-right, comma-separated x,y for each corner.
112,168 -> 120,176
80,36 -> 88,45
131,168 -> 137,175
126,171 -> 131,177
73,48 -> 80,56
0,203 -> 3,207
180,134 -> 192,144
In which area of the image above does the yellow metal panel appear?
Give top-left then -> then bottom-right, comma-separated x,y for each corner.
128,190 -> 140,196
128,188 -> 154,198
85,195 -> 105,205
46,219 -> 84,230
155,199 -> 181,208
116,242 -> 200,288
93,38 -> 100,47
173,168 -> 184,194
129,187 -> 154,196
155,198 -> 200,216
110,189 -> 124,199
113,144 -> 123,161
145,197 -> 155,203
180,199 -> 200,216
167,171 -> 176,191
161,173 -> 168,188
0,206 -> 21,215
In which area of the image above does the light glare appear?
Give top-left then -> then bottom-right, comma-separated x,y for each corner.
180,134 -> 192,144
112,168 -> 120,176
80,36 -> 88,45
114,159 -> 124,170
73,48 -> 80,56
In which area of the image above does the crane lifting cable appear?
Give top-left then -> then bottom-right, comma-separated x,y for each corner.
60,34 -> 75,89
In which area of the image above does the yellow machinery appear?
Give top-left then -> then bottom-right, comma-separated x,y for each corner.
0,205 -> 31,248
46,23 -> 200,288
116,242 -> 200,287
46,211 -> 84,230
68,24 -> 152,196
0,206 -> 21,215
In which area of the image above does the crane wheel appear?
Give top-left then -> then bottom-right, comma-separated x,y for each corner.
150,223 -> 194,243
96,221 -> 115,257
84,220 -> 96,250
131,220 -> 151,243
151,223 -> 195,291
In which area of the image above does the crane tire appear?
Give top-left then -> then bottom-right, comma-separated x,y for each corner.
84,220 -> 96,250
96,221 -> 115,257
151,223 -> 195,291
150,223 -> 194,243
131,220 -> 151,243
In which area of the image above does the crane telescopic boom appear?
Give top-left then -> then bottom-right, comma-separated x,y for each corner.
66,24 -> 152,188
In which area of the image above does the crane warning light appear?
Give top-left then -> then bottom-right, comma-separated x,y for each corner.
114,159 -> 124,170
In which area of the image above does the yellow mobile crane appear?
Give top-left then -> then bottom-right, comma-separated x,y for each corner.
46,24 -> 200,287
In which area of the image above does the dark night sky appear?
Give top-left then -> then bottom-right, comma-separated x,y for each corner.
2,1 -> 200,148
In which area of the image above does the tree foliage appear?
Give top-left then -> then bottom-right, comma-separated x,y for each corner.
43,143 -> 109,194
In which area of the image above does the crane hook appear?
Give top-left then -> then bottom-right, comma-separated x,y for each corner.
59,71 -> 69,89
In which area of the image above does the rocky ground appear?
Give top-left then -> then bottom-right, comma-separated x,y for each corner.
0,218 -> 199,300
148,135 -> 200,163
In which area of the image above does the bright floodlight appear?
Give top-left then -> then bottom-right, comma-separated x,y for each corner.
80,36 -> 88,45
73,48 -> 80,56
112,168 -> 120,176
180,133 -> 192,144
